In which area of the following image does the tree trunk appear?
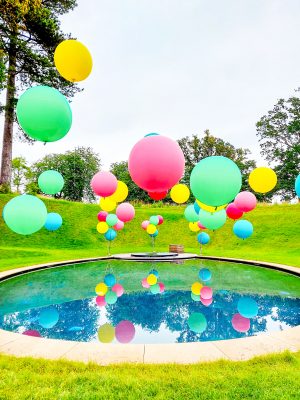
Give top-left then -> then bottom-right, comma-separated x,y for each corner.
0,37 -> 17,187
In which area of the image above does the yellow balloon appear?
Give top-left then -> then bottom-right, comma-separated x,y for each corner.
196,200 -> 227,213
189,222 -> 200,232
95,282 -> 108,296
249,167 -> 277,193
147,274 -> 157,286
191,281 -> 203,295
54,40 -> 93,82
170,184 -> 190,204
97,222 -> 109,234
146,224 -> 156,235
99,197 -> 116,212
98,323 -> 115,343
109,181 -> 128,203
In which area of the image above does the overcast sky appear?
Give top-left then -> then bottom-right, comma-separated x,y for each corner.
1,0 -> 300,169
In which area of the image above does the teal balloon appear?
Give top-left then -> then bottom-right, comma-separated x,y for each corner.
149,215 -> 159,225
144,133 -> 159,137
295,174 -> 300,197
237,297 -> 258,318
233,220 -> 253,239
16,85 -> 72,142
184,204 -> 199,222
199,209 -> 226,230
149,229 -> 159,238
3,195 -> 47,235
38,170 -> 64,195
187,312 -> 207,333
150,283 -> 160,294
106,214 -> 118,227
38,307 -> 59,329
105,228 -> 117,241
105,290 -> 118,304
191,293 -> 200,302
190,156 -> 242,206
44,213 -> 62,231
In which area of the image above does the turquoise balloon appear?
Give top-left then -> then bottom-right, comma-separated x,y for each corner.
184,204 -> 199,222
3,195 -> 47,235
199,209 -> 226,230
16,85 -> 72,142
150,283 -> 160,294
295,174 -> 300,197
237,297 -> 258,318
197,232 -> 210,244
106,214 -> 118,227
233,220 -> 253,239
149,215 -> 159,225
44,213 -> 62,231
38,170 -> 64,195
191,293 -> 200,302
105,290 -> 118,305
38,307 -> 59,329
190,156 -> 242,206
105,228 -> 117,241
188,312 -> 207,333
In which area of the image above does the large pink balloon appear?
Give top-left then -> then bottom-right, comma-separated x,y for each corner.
116,202 -> 135,222
226,203 -> 243,220
114,220 -> 124,231
91,171 -> 117,197
128,135 -> 185,192
231,313 -> 250,333
234,191 -> 257,212
97,211 -> 108,222
115,320 -> 135,343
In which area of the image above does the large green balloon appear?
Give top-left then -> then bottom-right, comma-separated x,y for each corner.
3,195 -> 47,235
38,170 -> 64,195
188,312 -> 207,333
190,156 -> 242,206
184,204 -> 199,222
16,86 -> 72,142
198,209 -> 226,230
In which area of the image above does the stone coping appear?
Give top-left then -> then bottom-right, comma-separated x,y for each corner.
0,255 -> 299,364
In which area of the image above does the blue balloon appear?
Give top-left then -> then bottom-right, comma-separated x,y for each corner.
295,174 -> 300,197
144,133 -> 159,137
38,307 -> 59,328
149,269 -> 159,277
105,228 -> 117,241
150,229 -> 158,238
104,273 -> 116,287
233,220 -> 253,239
44,212 -> 62,231
197,232 -> 210,245
194,201 -> 201,214
237,297 -> 258,318
199,268 -> 212,282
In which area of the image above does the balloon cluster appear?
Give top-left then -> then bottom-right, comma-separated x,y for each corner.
95,273 -> 124,306
190,268 -> 213,306
141,269 -> 165,294
98,320 -> 135,344
231,297 -> 258,333
141,214 -> 164,239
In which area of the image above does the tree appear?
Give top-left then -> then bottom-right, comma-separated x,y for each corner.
0,0 -> 79,188
11,156 -> 28,192
28,147 -> 101,202
256,96 -> 300,200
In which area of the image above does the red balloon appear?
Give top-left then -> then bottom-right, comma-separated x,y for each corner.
148,191 -> 168,200
226,203 -> 243,220
197,221 -> 206,229
97,211 -> 108,222
157,215 -> 164,225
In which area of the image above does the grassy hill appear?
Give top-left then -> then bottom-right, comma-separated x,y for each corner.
0,194 -> 299,270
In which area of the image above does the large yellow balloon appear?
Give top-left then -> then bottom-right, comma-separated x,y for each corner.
146,274 -> 157,286
54,40 -> 93,82
170,184 -> 190,204
189,222 -> 200,232
196,200 -> 227,213
109,181 -> 128,203
98,323 -> 115,343
146,224 -> 156,234
99,197 -> 116,212
95,282 -> 108,296
249,167 -> 277,193
97,222 -> 109,234
191,282 -> 203,295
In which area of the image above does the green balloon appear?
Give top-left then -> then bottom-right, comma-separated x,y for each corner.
188,312 -> 207,333
105,290 -> 118,305
191,293 -> 201,302
106,213 -> 118,227
149,215 -> 159,225
38,170 -> 64,195
190,156 -> 242,206
150,283 -> 160,294
184,204 -> 199,222
3,195 -> 47,235
199,209 -> 226,230
16,86 -> 72,142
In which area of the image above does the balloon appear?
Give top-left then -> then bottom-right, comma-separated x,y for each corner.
97,222 -> 109,234
105,290 -> 118,305
295,174 -> 300,197
104,273 -> 116,287
170,184 -> 190,204
190,156 -> 242,206
231,313 -> 250,333
196,200 -> 227,213
200,286 -> 213,300
95,282 -> 108,296
44,213 -> 62,231
197,232 -> 210,245
188,312 -> 207,333
148,191 -> 168,200
189,222 -> 200,232
141,277 -> 150,288
16,86 -> 72,142
234,191 -> 257,212
233,220 -> 253,239
3,195 -> 47,235
97,211 -> 108,222
237,297 -> 258,318
109,181 -> 128,203
226,203 -> 244,220
23,330 -> 41,338
147,274 -> 157,286
38,170 -> 64,195
91,171 -> 117,197
191,293 -> 200,302
200,297 -> 213,306
191,281 -> 202,295
96,295 -> 107,307
194,202 -> 201,214
141,220 -> 150,230
106,213 -> 118,227
98,323 -> 115,343
150,283 -> 160,294
116,202 -> 135,222
128,135 -> 185,192
38,307 -> 59,329
112,283 -> 124,297
99,197 -> 116,212
158,282 -> 165,293
199,209 -> 226,230
149,215 -> 159,225
199,268 -> 212,282
184,204 -> 199,222
149,230 -> 159,238
105,228 -> 117,241
197,221 -> 206,230
144,132 -> 159,137
146,224 -> 156,235
54,39 -> 92,82
114,220 -> 124,231
149,269 -> 159,277
115,320 -> 136,344
157,215 -> 164,225
249,167 -> 277,194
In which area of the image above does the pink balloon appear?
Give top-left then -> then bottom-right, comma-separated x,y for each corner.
112,283 -> 124,297
91,171 -> 118,197
23,330 -> 41,338
234,191 -> 257,212
200,297 -> 213,306
157,215 -> 164,225
114,220 -> 124,231
226,203 -> 243,220
115,320 -> 136,344
200,286 -> 213,300
158,282 -> 165,293
231,313 -> 250,333
96,295 -> 107,307
142,277 -> 150,288
197,221 -> 206,230
141,220 -> 150,230
128,135 -> 185,192
116,202 -> 135,222
148,191 -> 168,200
97,211 -> 108,222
